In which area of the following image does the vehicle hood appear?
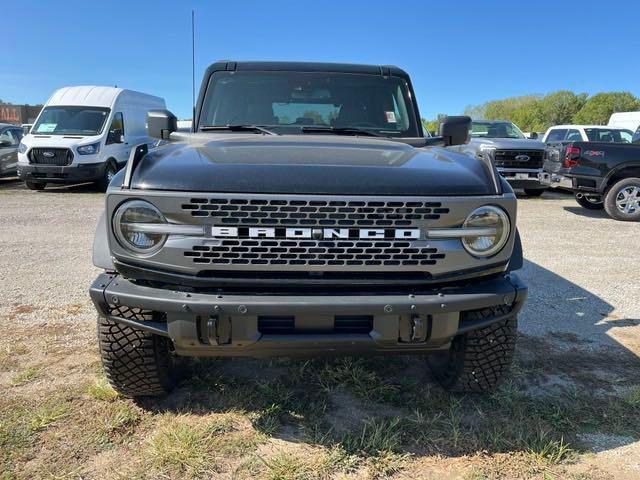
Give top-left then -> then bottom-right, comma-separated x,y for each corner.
22,133 -> 101,149
468,137 -> 546,150
128,134 -> 497,195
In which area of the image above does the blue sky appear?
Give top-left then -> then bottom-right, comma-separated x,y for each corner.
4,0 -> 640,120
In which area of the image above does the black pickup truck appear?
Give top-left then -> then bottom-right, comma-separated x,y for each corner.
89,61 -> 527,397
541,141 -> 640,220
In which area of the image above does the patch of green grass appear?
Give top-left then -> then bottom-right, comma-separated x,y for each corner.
342,417 -> 403,455
29,403 -> 70,431
525,429 -> 573,464
86,377 -> 119,402
10,366 -> 40,386
623,386 -> 640,407
258,452 -> 317,480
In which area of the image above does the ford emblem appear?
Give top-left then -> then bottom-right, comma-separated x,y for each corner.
42,151 -> 55,158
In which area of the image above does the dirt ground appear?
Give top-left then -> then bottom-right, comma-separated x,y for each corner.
0,179 -> 638,479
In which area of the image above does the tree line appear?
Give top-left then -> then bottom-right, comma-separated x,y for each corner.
422,90 -> 640,133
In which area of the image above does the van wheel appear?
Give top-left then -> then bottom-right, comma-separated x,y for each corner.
575,193 -> 604,210
25,181 -> 46,191
96,161 -> 117,192
604,177 -> 640,221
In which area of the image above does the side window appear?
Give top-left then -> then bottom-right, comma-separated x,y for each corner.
106,112 -> 124,145
546,129 -> 567,142
0,129 -> 19,146
566,129 -> 582,141
11,128 -> 23,142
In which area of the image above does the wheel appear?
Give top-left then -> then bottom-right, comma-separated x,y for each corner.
98,315 -> 180,397
604,177 -> 640,221
96,161 -> 117,192
575,192 -> 604,210
524,188 -> 545,197
25,180 -> 46,191
427,306 -> 517,392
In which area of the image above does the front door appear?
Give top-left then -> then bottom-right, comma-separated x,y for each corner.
0,128 -> 21,176
103,112 -> 130,168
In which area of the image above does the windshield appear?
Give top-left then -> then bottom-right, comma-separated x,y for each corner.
33,106 -> 110,135
199,71 -> 420,137
470,121 -> 525,139
584,128 -> 633,143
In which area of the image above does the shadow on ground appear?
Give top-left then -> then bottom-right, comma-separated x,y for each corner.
137,259 -> 640,466
0,176 -> 98,193
562,205 -> 610,219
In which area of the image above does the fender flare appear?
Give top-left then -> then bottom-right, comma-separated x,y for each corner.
92,211 -> 114,270
506,228 -> 523,272
601,162 -> 640,192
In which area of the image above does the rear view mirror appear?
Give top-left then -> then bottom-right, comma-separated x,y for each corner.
439,116 -> 471,146
529,132 -> 539,140
147,110 -> 177,140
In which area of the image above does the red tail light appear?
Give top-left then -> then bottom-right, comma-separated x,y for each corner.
563,144 -> 581,168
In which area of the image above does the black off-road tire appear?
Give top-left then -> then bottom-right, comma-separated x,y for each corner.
603,177 -> 640,221
427,306 -> 517,393
25,180 -> 46,191
98,315 -> 179,397
523,188 -> 545,197
575,193 -> 604,210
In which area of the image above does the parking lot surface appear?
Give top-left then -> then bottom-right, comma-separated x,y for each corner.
1,178 -> 639,479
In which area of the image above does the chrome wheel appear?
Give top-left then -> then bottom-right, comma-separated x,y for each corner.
615,186 -> 640,214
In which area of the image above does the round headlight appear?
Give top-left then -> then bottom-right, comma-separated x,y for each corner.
461,206 -> 510,258
113,200 -> 167,255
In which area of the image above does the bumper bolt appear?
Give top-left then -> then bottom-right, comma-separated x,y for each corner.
181,304 -> 189,312
238,305 -> 248,314
440,303 -> 447,309
384,304 -> 393,313
111,296 -> 119,304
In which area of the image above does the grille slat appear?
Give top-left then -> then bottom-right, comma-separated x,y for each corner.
494,150 -> 543,169
185,239 -> 444,267
182,198 -> 449,226
29,148 -> 74,166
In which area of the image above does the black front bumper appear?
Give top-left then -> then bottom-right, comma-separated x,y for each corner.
18,162 -> 105,184
90,272 -> 527,357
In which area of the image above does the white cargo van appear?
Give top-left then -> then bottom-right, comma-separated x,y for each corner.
608,112 -> 640,133
17,86 -> 165,191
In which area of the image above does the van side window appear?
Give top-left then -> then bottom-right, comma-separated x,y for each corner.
106,112 -> 124,145
0,129 -> 19,146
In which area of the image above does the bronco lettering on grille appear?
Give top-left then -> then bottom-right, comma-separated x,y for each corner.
209,227 -> 421,240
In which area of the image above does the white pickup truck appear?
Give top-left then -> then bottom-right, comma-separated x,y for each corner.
542,125 -> 634,144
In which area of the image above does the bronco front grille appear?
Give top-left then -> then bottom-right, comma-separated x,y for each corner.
181,198 -> 449,226
29,147 -> 73,166
494,150 -> 543,169
184,239 -> 445,267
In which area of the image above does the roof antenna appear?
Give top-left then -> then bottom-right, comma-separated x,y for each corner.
191,9 -> 196,132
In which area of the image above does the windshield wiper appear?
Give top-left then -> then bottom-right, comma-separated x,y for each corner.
200,124 -> 278,135
300,126 -> 384,137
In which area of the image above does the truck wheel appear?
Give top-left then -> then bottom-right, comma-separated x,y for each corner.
575,193 -> 604,210
98,315 -> 179,397
604,177 -> 640,221
523,188 -> 545,197
25,180 -> 46,191
427,306 -> 517,393
96,161 -> 117,192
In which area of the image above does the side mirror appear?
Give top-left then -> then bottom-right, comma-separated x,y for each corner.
108,129 -> 124,144
529,132 -> 539,140
147,110 -> 177,140
439,116 -> 471,146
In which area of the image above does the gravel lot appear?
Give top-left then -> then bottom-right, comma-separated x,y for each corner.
1,178 -> 639,479
1,178 -> 638,351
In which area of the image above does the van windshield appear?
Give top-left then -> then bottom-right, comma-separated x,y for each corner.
33,106 -> 110,135
199,71 -> 420,137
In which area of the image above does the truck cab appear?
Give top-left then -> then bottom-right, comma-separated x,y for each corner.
89,61 -> 527,397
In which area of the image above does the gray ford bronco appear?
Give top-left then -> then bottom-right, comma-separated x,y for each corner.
89,61 -> 527,397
